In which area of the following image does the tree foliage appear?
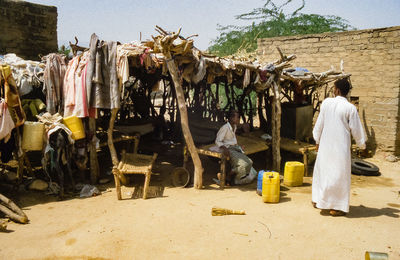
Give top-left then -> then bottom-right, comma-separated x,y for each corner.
208,0 -> 355,56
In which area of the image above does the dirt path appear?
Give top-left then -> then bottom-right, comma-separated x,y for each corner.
1,154 -> 399,260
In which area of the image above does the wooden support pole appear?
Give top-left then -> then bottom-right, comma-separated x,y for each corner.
166,58 -> 204,188
108,108 -> 119,167
158,28 -> 204,189
220,156 -> 227,189
303,151 -> 308,177
89,117 -> 99,184
272,80 -> 282,172
108,108 -> 128,186
15,127 -> 24,181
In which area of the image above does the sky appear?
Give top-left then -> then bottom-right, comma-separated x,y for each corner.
26,0 -> 400,51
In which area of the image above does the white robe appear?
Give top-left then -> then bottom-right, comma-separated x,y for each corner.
312,96 -> 366,212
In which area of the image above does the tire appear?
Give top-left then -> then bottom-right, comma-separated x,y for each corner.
351,159 -> 380,176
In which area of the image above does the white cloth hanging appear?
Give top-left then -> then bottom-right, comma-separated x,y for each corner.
0,99 -> 15,142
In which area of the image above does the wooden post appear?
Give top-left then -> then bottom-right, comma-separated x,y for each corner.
303,150 -> 308,177
257,92 -> 267,131
183,145 -> 189,169
112,168 -> 122,200
220,156 -> 227,189
272,80 -> 281,172
158,28 -> 204,189
108,108 -> 128,185
166,58 -> 203,188
108,108 -> 119,166
89,117 -> 99,184
270,47 -> 291,173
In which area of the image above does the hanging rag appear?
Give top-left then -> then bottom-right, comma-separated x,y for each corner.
191,56 -> 207,84
0,99 -> 15,142
243,68 -> 251,88
85,33 -> 98,106
88,35 -> 120,109
63,53 -> 95,118
43,53 -> 67,114
0,65 -> 26,126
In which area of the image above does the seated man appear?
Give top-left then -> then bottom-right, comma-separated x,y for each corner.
214,110 -> 257,185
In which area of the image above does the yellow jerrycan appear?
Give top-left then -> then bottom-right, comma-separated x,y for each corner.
63,116 -> 86,140
262,171 -> 280,203
283,161 -> 304,187
22,121 -> 45,151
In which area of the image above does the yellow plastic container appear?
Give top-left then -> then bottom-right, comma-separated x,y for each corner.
63,116 -> 85,140
283,161 -> 304,187
22,121 -> 44,151
262,171 -> 280,203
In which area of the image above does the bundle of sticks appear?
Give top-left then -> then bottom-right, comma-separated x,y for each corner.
211,207 -> 246,216
0,193 -> 29,225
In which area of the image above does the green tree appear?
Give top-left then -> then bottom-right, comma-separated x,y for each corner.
58,45 -> 71,57
209,0 -> 355,56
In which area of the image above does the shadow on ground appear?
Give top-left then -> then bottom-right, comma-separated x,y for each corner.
347,205 -> 400,218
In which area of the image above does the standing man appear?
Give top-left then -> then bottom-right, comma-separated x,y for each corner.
312,78 -> 366,216
214,110 -> 257,185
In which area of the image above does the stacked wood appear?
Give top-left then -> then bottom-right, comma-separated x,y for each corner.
0,193 -> 28,224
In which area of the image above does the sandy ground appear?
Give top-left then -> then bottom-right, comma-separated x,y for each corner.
0,145 -> 399,260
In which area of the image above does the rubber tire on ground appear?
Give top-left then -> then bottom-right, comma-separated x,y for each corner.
351,159 -> 380,176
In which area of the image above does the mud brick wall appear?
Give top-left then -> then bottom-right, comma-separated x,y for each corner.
0,0 -> 58,60
257,26 -> 400,155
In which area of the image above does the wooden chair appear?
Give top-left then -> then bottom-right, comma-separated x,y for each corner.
112,136 -> 158,199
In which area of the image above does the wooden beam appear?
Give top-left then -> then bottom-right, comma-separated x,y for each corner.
89,117 -> 99,184
157,27 -> 204,189
107,108 -> 128,185
271,77 -> 282,172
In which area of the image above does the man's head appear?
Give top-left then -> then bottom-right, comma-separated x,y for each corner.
334,78 -> 351,97
227,110 -> 240,126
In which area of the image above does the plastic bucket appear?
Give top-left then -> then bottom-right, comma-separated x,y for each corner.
63,116 -> 85,140
22,121 -> 44,151
284,161 -> 304,187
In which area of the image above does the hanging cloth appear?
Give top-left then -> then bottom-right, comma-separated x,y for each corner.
0,65 -> 26,127
88,34 -> 120,109
0,99 -> 15,142
43,54 -> 67,115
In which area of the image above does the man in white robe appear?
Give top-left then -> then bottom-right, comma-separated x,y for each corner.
312,78 -> 366,216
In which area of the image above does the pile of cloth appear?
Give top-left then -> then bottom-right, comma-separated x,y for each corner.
0,54 -> 45,96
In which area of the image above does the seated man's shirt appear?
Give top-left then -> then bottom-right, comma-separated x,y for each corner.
215,122 -> 237,148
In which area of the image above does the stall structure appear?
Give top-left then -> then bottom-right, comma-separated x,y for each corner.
0,26 -> 351,194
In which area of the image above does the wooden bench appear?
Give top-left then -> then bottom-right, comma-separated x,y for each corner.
184,134 -> 269,189
280,137 -> 317,176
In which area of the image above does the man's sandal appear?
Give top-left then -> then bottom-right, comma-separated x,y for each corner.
329,210 -> 346,216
